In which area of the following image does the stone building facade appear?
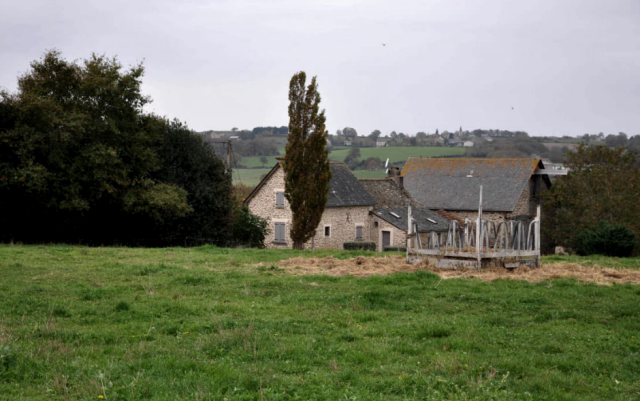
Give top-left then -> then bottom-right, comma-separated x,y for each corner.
244,162 -> 376,250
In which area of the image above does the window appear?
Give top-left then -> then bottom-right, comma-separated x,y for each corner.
274,222 -> 286,243
324,226 -> 331,237
275,191 -> 285,208
356,226 -> 363,241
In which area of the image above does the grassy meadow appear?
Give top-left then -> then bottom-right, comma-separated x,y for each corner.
234,146 -> 465,185
1,245 -> 639,400
232,168 -> 271,187
328,146 -> 465,164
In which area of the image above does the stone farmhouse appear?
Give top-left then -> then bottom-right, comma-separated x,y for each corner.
244,158 -> 551,251
401,158 -> 551,222
243,161 -> 376,249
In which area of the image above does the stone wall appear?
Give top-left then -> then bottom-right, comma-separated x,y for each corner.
313,206 -> 372,250
246,167 -> 292,248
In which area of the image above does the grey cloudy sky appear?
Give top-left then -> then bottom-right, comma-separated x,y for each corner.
1,0 -> 639,137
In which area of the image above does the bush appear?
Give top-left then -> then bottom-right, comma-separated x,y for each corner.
231,207 -> 269,248
384,246 -> 407,252
343,242 -> 376,251
575,223 -> 637,257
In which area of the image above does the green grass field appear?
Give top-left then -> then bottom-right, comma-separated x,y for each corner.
235,146 -> 465,185
238,155 -> 279,168
232,168 -> 271,186
329,146 -> 465,164
1,245 -> 639,400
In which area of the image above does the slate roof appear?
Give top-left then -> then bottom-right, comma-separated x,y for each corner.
401,158 -> 544,212
243,161 -> 375,208
358,178 -> 420,208
373,207 -> 450,233
327,163 -> 376,207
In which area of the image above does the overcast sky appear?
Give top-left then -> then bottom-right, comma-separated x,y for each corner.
1,0 -> 639,137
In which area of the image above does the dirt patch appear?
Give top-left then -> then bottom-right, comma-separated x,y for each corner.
274,256 -> 640,285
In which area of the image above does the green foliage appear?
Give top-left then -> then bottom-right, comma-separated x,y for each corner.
343,241 -> 376,251
575,223 -> 637,257
151,119 -> 233,246
231,207 -> 269,248
283,72 -> 331,249
543,144 -> 640,255
0,51 -> 232,246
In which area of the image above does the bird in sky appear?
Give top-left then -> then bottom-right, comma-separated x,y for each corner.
382,43 -> 387,46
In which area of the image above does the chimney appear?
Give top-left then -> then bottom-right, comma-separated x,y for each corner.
388,167 -> 403,189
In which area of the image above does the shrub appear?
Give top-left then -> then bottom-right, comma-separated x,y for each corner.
343,242 -> 376,251
575,223 -> 637,257
231,207 -> 269,248
384,246 -> 406,252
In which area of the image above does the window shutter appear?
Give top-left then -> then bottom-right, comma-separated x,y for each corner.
276,191 -> 284,207
274,222 -> 286,242
356,226 -> 363,240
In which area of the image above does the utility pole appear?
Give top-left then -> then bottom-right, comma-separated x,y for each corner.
227,140 -> 233,174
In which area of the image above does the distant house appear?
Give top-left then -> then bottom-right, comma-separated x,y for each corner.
463,141 -> 474,147
376,140 -> 388,147
359,177 -> 451,251
244,161 -> 376,249
401,158 -> 551,222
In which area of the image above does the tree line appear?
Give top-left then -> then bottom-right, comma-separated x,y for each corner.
0,51 -> 265,247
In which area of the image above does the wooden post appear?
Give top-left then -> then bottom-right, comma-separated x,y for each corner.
535,204 -> 541,267
406,205 -> 412,262
476,185 -> 483,269
227,140 -> 233,173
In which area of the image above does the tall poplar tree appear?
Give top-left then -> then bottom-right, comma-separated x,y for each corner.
283,72 -> 331,249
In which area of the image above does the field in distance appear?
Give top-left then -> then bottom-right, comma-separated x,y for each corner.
1,244 -> 639,400
234,146 -> 465,185
329,146 -> 465,164
238,146 -> 465,169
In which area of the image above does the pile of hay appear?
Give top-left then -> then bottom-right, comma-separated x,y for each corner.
273,255 -> 640,285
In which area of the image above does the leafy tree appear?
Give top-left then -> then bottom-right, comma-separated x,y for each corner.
283,72 -> 331,249
260,156 -> 268,166
542,144 -> 640,255
149,119 -> 233,246
231,207 -> 269,248
0,51 -> 231,245
344,147 -> 361,170
628,135 -> 640,152
342,127 -> 358,139
605,132 -> 628,148
368,129 -> 381,140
